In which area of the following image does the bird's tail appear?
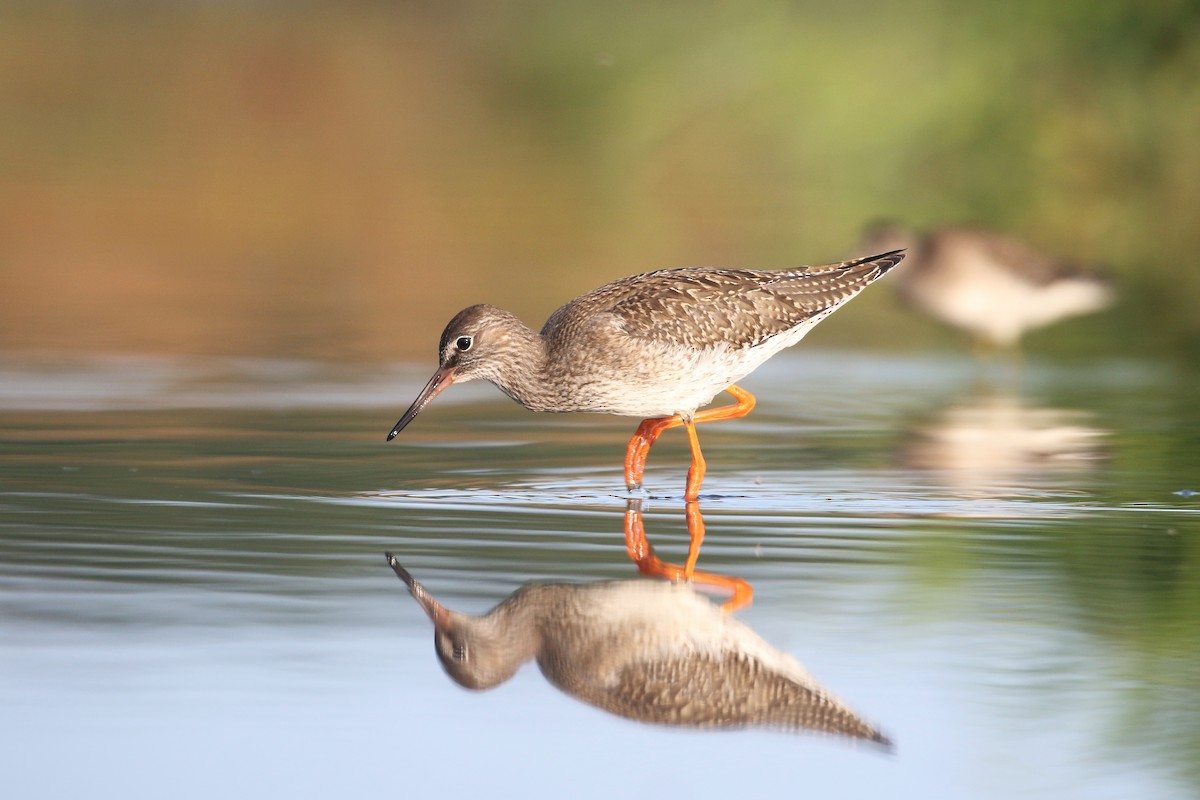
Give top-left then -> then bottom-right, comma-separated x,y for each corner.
818,249 -> 907,277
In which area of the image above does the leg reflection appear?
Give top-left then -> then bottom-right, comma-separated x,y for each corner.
622,497 -> 753,612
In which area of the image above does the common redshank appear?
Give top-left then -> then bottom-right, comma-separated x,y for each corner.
387,250 -> 905,500
385,553 -> 892,746
862,222 -> 1113,351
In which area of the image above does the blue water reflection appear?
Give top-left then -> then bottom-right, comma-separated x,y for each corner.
0,352 -> 1196,799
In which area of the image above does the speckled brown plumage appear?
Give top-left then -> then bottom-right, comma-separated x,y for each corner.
389,250 -> 903,427
601,653 -> 887,741
387,554 -> 892,748
387,250 -> 902,499
541,252 -> 905,354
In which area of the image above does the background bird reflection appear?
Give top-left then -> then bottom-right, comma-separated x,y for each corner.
899,390 -> 1108,497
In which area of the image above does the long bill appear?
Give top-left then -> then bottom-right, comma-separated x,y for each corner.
386,366 -> 455,441
385,552 -> 449,627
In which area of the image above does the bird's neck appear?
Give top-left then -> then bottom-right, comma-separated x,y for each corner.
478,588 -> 550,667
487,324 -> 556,411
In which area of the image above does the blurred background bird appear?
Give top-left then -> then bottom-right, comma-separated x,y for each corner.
862,222 -> 1114,357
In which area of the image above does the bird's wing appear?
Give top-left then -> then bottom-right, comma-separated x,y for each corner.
762,250 -> 906,310
545,251 -> 903,351
585,651 -> 891,745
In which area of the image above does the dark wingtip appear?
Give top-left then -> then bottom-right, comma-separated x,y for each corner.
871,730 -> 896,753
386,429 -> 399,442
819,249 -> 905,279
861,248 -> 907,272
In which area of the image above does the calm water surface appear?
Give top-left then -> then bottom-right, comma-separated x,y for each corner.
1,352 -> 1198,799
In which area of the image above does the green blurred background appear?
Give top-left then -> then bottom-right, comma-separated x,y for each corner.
2,0 -> 1198,362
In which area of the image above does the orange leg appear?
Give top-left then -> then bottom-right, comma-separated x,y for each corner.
623,416 -> 675,491
623,498 -> 753,612
681,421 -> 706,504
623,384 -> 757,500
682,499 -> 704,576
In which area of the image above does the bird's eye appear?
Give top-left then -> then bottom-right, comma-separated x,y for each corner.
452,641 -> 468,662
456,336 -> 473,351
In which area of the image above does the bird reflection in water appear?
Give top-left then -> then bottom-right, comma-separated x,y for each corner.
386,551 -> 892,749
621,497 -> 753,611
901,390 -> 1107,494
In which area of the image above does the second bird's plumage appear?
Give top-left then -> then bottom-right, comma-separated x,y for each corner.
862,223 -> 1112,348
